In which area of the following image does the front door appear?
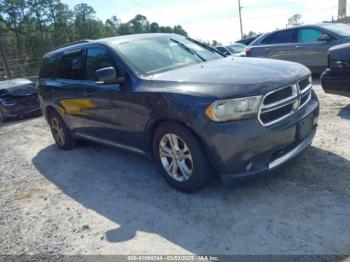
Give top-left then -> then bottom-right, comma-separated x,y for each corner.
293,28 -> 341,72
75,46 -> 146,150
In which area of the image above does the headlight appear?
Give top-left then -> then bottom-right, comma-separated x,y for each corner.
205,95 -> 263,122
0,97 -> 15,106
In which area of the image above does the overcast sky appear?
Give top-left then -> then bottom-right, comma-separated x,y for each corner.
63,0 -> 343,44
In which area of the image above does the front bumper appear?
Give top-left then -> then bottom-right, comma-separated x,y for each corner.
0,104 -> 41,120
321,69 -> 350,98
196,93 -> 319,184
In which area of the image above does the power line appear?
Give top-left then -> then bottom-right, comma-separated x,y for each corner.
124,0 -> 178,24
244,5 -> 339,20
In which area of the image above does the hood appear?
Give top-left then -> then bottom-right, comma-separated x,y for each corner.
0,79 -> 36,97
149,57 -> 310,98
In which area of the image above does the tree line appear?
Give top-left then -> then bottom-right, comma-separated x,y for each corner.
0,0 -> 188,79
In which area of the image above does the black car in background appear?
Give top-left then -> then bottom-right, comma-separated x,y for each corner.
214,44 -> 246,57
321,43 -> 350,97
214,46 -> 232,56
37,33 -> 319,192
0,79 -> 41,122
236,34 -> 261,45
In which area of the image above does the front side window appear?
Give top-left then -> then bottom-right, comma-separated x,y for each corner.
59,52 -> 85,80
40,56 -> 59,79
86,48 -> 117,81
297,28 -> 324,43
268,30 -> 295,44
115,36 -> 222,75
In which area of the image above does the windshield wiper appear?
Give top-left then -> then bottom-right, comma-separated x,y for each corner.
170,38 -> 206,62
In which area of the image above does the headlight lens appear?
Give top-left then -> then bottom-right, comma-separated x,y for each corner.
206,95 -> 263,122
0,97 -> 15,106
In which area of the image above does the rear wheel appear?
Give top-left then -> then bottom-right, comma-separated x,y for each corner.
0,109 -> 7,123
48,110 -> 75,150
153,122 -> 212,193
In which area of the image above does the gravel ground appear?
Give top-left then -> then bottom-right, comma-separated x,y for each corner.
0,79 -> 350,256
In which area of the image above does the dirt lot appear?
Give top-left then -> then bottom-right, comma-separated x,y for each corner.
1,78 -> 350,255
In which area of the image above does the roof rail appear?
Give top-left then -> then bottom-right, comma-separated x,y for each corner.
53,39 -> 93,51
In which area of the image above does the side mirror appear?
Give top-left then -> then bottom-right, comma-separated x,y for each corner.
95,67 -> 125,84
318,34 -> 331,42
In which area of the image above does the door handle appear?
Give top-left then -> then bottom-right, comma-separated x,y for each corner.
80,91 -> 93,96
295,45 -> 301,48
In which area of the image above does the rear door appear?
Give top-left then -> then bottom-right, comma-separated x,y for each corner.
251,29 -> 298,61
54,49 -> 92,131
294,27 -> 340,72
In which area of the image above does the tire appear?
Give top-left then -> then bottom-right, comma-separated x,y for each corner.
153,122 -> 213,193
0,109 -> 7,123
48,110 -> 75,150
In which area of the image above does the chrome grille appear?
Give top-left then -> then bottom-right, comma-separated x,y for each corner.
299,76 -> 312,92
264,86 -> 293,105
259,76 -> 312,126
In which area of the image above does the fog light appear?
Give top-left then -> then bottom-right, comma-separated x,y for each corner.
246,162 -> 253,171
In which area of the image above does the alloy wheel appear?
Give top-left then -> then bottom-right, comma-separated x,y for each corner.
51,117 -> 65,146
159,133 -> 193,182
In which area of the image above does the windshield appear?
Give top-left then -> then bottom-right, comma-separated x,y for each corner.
321,24 -> 350,36
115,36 -> 223,75
227,44 -> 246,53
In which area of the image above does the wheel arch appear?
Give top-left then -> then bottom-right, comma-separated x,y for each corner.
145,119 -> 217,172
44,105 -> 56,120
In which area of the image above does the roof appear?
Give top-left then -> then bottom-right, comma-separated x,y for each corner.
267,23 -> 335,33
46,33 -> 178,57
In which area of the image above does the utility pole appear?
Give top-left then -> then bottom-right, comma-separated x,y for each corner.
0,36 -> 11,79
238,0 -> 244,39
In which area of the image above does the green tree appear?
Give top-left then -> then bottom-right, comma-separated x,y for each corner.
150,22 -> 159,33
159,26 -> 173,33
105,15 -> 120,37
0,0 -> 189,78
288,14 -> 302,26
173,25 -> 187,36
27,0 -> 47,39
243,31 -> 258,39
128,14 -> 149,33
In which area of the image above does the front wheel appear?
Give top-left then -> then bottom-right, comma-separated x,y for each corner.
153,122 -> 212,193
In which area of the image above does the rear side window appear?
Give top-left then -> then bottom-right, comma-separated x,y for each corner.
59,51 -> 85,80
264,30 -> 295,44
40,56 -> 59,79
297,28 -> 324,43
86,48 -> 117,81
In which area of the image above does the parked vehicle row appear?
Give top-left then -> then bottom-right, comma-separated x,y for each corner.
214,43 -> 246,57
2,28 -> 347,192
246,23 -> 350,73
243,23 -> 350,97
37,33 -> 319,192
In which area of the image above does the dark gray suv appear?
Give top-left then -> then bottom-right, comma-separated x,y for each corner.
37,33 -> 319,192
247,23 -> 350,73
